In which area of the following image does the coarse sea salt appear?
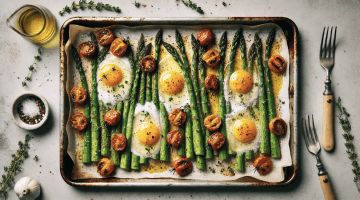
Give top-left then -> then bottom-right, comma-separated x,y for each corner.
21,98 -> 40,116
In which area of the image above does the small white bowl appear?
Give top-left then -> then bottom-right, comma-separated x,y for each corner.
11,92 -> 49,130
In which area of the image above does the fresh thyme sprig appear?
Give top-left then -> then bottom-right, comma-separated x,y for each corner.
0,134 -> 30,198
336,97 -> 360,192
59,0 -> 121,16
180,0 -> 204,14
22,48 -> 41,87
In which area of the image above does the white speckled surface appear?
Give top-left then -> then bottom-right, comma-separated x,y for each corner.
1,0 -> 360,199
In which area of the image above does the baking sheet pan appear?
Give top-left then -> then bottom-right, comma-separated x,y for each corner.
60,17 -> 298,187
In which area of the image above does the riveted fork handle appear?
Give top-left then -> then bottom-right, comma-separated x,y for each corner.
322,95 -> 334,151
319,174 -> 335,200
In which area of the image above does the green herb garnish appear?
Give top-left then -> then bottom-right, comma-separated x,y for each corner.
145,147 -> 150,154
134,1 -> 140,7
181,0 -> 204,14
59,0 -> 121,16
34,155 -> 38,161
169,97 -> 174,102
22,47 -> 41,87
222,2 -> 226,6
336,97 -> 360,191
0,134 -> 30,198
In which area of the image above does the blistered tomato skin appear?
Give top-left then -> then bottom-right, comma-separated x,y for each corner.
202,50 -> 221,68
254,156 -> 272,175
204,114 -> 222,131
268,54 -> 287,73
197,29 -> 214,46
141,55 -> 156,73
269,117 -> 287,136
110,38 -> 128,57
97,28 -> 115,46
205,74 -> 219,92
166,130 -> 184,148
71,112 -> 88,131
104,110 -> 121,126
208,132 -> 225,150
111,133 -> 127,151
168,108 -> 187,126
97,158 -> 115,177
70,86 -> 87,104
78,41 -> 96,57
173,158 -> 193,176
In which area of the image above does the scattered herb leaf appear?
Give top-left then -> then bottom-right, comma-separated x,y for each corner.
59,0 -> 121,16
180,0 -> 204,14
169,97 -> 174,102
0,134 -> 30,198
222,2 -> 227,6
134,1 -> 140,7
336,97 -> 360,192
22,47 -> 41,87
34,155 -> 38,161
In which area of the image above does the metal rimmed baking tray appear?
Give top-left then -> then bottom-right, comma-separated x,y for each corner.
59,17 -> 298,187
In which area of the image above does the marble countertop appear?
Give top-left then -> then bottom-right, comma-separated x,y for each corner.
1,0 -> 359,199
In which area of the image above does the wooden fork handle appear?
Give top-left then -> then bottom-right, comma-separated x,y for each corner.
322,95 -> 334,151
319,174 -> 335,200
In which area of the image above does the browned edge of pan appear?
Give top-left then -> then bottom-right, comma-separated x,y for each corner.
59,17 -> 299,187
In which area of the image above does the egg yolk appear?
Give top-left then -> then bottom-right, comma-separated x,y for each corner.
137,122 -> 160,145
99,64 -> 123,87
233,119 -> 257,143
230,70 -> 253,94
159,71 -> 184,95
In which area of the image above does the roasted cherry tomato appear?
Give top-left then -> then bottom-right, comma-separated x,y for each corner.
202,49 -> 221,68
172,158 -> 193,176
208,132 -> 225,150
204,74 -> 219,92
70,86 -> 87,104
268,54 -> 287,73
71,112 -> 88,131
104,110 -> 121,126
111,133 -> 127,151
78,41 -> 96,57
96,28 -> 114,46
168,108 -> 186,126
166,130 -> 184,148
269,117 -> 287,136
141,55 -> 156,73
197,29 -> 214,46
204,114 -> 222,131
253,156 -> 272,175
97,158 -> 115,177
110,38 -> 128,57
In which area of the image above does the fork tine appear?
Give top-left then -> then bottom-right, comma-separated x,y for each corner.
332,26 -> 337,58
302,118 -> 310,148
320,27 -> 325,57
324,27 -> 329,58
311,114 -> 319,143
328,27 -> 333,58
307,115 -> 315,144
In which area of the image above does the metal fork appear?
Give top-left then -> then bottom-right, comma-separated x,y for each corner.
319,26 -> 337,152
303,115 -> 335,200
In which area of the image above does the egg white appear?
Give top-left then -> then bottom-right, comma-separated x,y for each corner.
224,68 -> 260,114
158,55 -> 190,112
131,102 -> 162,158
97,55 -> 131,105
226,108 -> 261,153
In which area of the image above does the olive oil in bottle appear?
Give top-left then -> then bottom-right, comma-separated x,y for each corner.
18,9 -> 45,35
7,5 -> 56,44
